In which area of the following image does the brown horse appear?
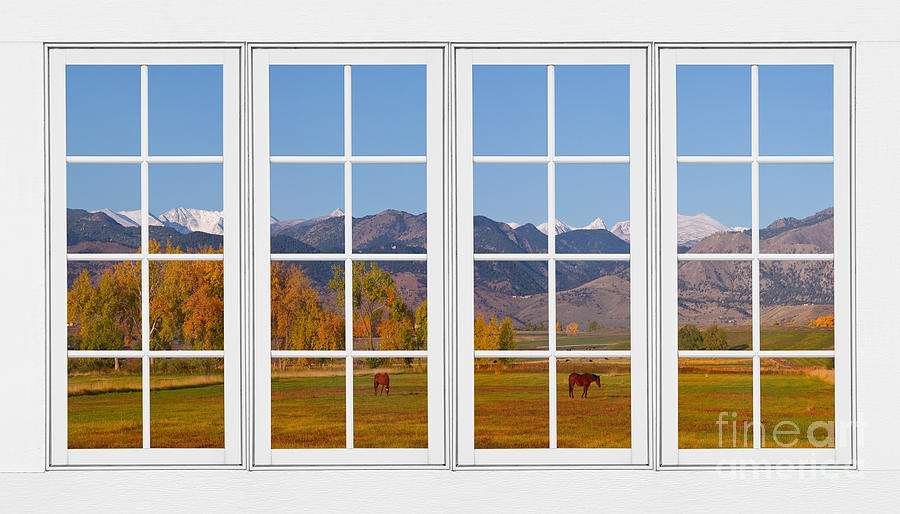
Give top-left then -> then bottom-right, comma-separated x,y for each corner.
568,373 -> 601,398
374,373 -> 390,396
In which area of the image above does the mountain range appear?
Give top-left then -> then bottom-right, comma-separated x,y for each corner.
68,205 -> 834,328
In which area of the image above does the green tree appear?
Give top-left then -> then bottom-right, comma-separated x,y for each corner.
701,325 -> 728,350
678,324 -> 704,350
414,300 -> 428,350
498,317 -> 516,350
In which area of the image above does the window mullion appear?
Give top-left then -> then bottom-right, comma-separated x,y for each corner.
343,63 -> 355,450
546,64 -> 558,450
750,63 -> 762,449
140,63 -> 151,450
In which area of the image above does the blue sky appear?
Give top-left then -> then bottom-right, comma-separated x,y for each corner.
676,65 -> 834,227
66,63 -> 834,227
67,65 -> 224,213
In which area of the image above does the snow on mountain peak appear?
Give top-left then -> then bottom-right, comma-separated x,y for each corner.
677,213 -> 732,247
536,219 -> 573,235
329,208 -> 344,217
610,221 -> 631,242
505,221 -> 521,230
158,207 -> 224,235
583,217 -> 607,231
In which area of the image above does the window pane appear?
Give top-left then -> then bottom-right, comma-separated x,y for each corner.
474,261 -> 548,351
270,65 -> 344,156
760,164 -> 834,253
67,163 -> 141,253
271,358 -> 345,449
557,358 -> 630,448
150,358 -> 224,448
475,358 -> 548,448
556,263 -> 630,350
271,261 -> 345,351
677,163 -> 751,253
760,358 -> 835,448
149,65 -> 223,156
68,358 -> 142,449
759,65 -> 833,156
148,261 -> 224,351
148,164 -> 224,253
66,65 -> 140,156
761,261 -> 834,351
270,163 -> 344,253
352,163 -> 426,253
679,358 -> 753,449
678,261 -> 752,350
555,65 -> 629,156
676,65 -> 751,156
473,65 -> 547,156
351,261 -> 427,351
67,261 -> 141,351
555,163 -> 630,254
352,65 -> 426,156
474,163 -> 547,253
353,358 -> 428,448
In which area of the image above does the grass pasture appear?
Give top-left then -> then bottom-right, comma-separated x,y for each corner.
68,370 -> 224,449
678,359 -> 834,449
512,329 -> 630,351
270,361 -> 428,449
473,359 -> 632,449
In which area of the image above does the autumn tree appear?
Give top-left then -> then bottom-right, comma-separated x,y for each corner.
414,300 -> 427,350
565,322 -> 579,338
499,317 -> 516,350
701,325 -> 729,350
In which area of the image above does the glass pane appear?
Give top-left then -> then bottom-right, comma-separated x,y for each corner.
67,261 -> 141,351
761,261 -> 834,351
353,358 -> 427,448
759,65 -> 833,156
473,65 -> 547,156
271,261 -> 345,351
676,65 -> 751,156
148,261 -> 224,351
677,163 -> 751,253
760,358 -> 835,448
148,164 -> 224,253
556,262 -> 630,350
679,358 -> 753,449
352,163 -> 426,253
760,164 -> 834,253
474,163 -> 547,253
148,65 -> 223,156
269,65 -> 344,156
68,358 -> 142,448
150,358 -> 224,448
352,65 -> 426,156
66,65 -> 140,156
557,358 -> 630,448
67,163 -> 141,253
475,358 -> 548,448
555,65 -> 629,156
474,261 -> 548,351
555,163 -> 630,254
270,163 -> 344,253
678,261 -> 752,350
351,261 -> 427,351
271,358 -> 345,449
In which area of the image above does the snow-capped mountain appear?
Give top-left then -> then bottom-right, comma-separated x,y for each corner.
159,207 -> 224,235
610,221 -> 631,242
270,208 -> 344,235
505,221 -> 522,230
536,219 -> 574,235
536,217 -> 607,235
98,207 -> 224,235
677,213 -> 736,247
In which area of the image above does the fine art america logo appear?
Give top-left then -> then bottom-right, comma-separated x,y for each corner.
716,411 -> 835,448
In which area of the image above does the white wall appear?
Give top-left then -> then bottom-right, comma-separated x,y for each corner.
2,0 -> 899,509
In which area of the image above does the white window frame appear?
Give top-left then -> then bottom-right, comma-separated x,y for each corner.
454,45 -> 650,467
658,46 -> 853,467
250,45 -> 447,468
48,47 -> 243,467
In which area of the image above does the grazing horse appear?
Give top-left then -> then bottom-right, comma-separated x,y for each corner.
374,373 -> 390,396
568,373 -> 601,398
